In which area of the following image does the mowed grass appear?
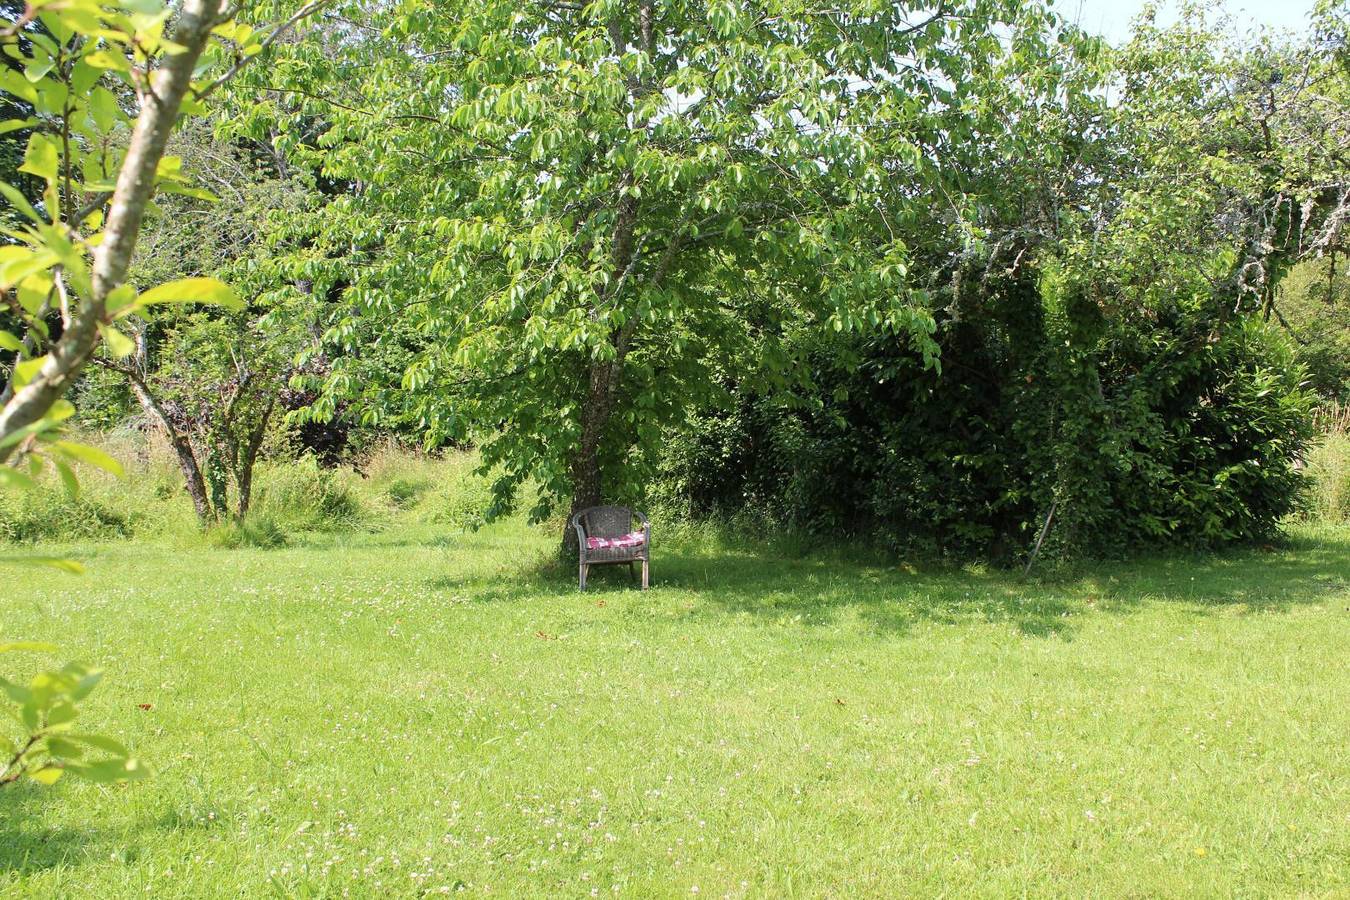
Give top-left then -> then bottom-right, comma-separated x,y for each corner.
1,520 -> 1347,898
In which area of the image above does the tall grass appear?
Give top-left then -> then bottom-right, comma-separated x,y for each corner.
1305,407 -> 1349,523
0,433 -> 505,547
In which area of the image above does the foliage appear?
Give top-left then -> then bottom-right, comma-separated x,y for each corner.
412,457 -> 496,531
655,3 -> 1338,559
0,0 -> 257,471
1278,257 -> 1350,403
243,0 -> 1063,532
1,641 -> 143,787
0,438 -> 502,545
249,453 -> 363,532
83,117 -> 335,525
0,0 -> 332,797
0,479 -> 136,542
661,277 -> 1315,558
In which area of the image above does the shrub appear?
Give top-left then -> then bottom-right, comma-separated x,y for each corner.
0,489 -> 138,544
657,270 -> 1316,560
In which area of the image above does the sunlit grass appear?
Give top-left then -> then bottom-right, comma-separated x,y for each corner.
1,518 -> 1347,897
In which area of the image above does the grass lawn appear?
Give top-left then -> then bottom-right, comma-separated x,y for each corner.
1,520 -> 1347,897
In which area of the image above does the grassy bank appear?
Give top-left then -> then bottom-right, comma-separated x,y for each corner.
1,512 -> 1346,896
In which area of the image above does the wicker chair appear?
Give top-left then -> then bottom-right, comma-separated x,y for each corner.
571,505 -> 650,590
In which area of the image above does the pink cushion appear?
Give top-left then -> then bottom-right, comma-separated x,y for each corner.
586,531 -> 646,550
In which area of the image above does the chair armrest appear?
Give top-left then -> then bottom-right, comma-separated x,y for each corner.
570,511 -> 588,555
634,510 -> 650,547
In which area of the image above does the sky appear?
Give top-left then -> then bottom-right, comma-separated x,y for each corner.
1060,0 -> 1323,44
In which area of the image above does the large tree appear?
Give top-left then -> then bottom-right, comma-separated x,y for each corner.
246,0 -> 1058,544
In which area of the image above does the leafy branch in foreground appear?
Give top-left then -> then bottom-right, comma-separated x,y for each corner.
0,640 -> 144,787
2,0 -> 330,475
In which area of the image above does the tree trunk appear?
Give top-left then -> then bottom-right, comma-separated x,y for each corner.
560,0 -> 656,555
100,340 -> 216,525
563,360 -> 614,552
234,396 -> 276,521
128,379 -> 214,525
0,0 -> 226,462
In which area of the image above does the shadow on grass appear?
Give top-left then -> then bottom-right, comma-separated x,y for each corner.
0,785 -> 124,875
424,527 -> 1350,639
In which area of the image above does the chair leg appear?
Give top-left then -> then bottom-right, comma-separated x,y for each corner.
641,559 -> 649,590
627,561 -> 635,582
579,561 -> 588,591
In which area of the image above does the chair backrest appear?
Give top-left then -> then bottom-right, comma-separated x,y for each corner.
580,505 -> 632,538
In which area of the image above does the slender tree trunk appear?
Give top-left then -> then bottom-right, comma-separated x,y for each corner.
97,340 -> 216,524
234,395 -> 276,520
129,380 -> 214,524
0,0 -> 226,462
564,364 -> 613,550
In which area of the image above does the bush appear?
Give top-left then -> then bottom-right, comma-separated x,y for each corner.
0,489 -> 138,544
657,270 -> 1316,560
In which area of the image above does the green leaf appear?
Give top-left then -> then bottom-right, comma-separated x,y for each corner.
20,700 -> 40,731
105,284 -> 137,314
0,416 -> 55,451
0,465 -> 39,493
0,329 -> 22,351
0,247 -> 59,289
51,441 -> 125,477
89,87 -> 120,132
18,133 -> 60,184
17,275 -> 53,314
49,399 -> 76,423
28,766 -> 64,785
11,355 -> 47,390
47,703 -> 78,727
68,756 -> 147,783
0,117 -> 38,136
46,735 -> 85,758
25,58 -> 56,83
133,277 -> 242,311
70,668 -> 102,701
157,183 -> 220,202
0,69 -> 38,104
98,323 -> 136,358
53,458 -> 80,498
70,733 -> 129,756
83,50 -> 131,72
0,556 -> 85,574
0,675 -> 30,704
